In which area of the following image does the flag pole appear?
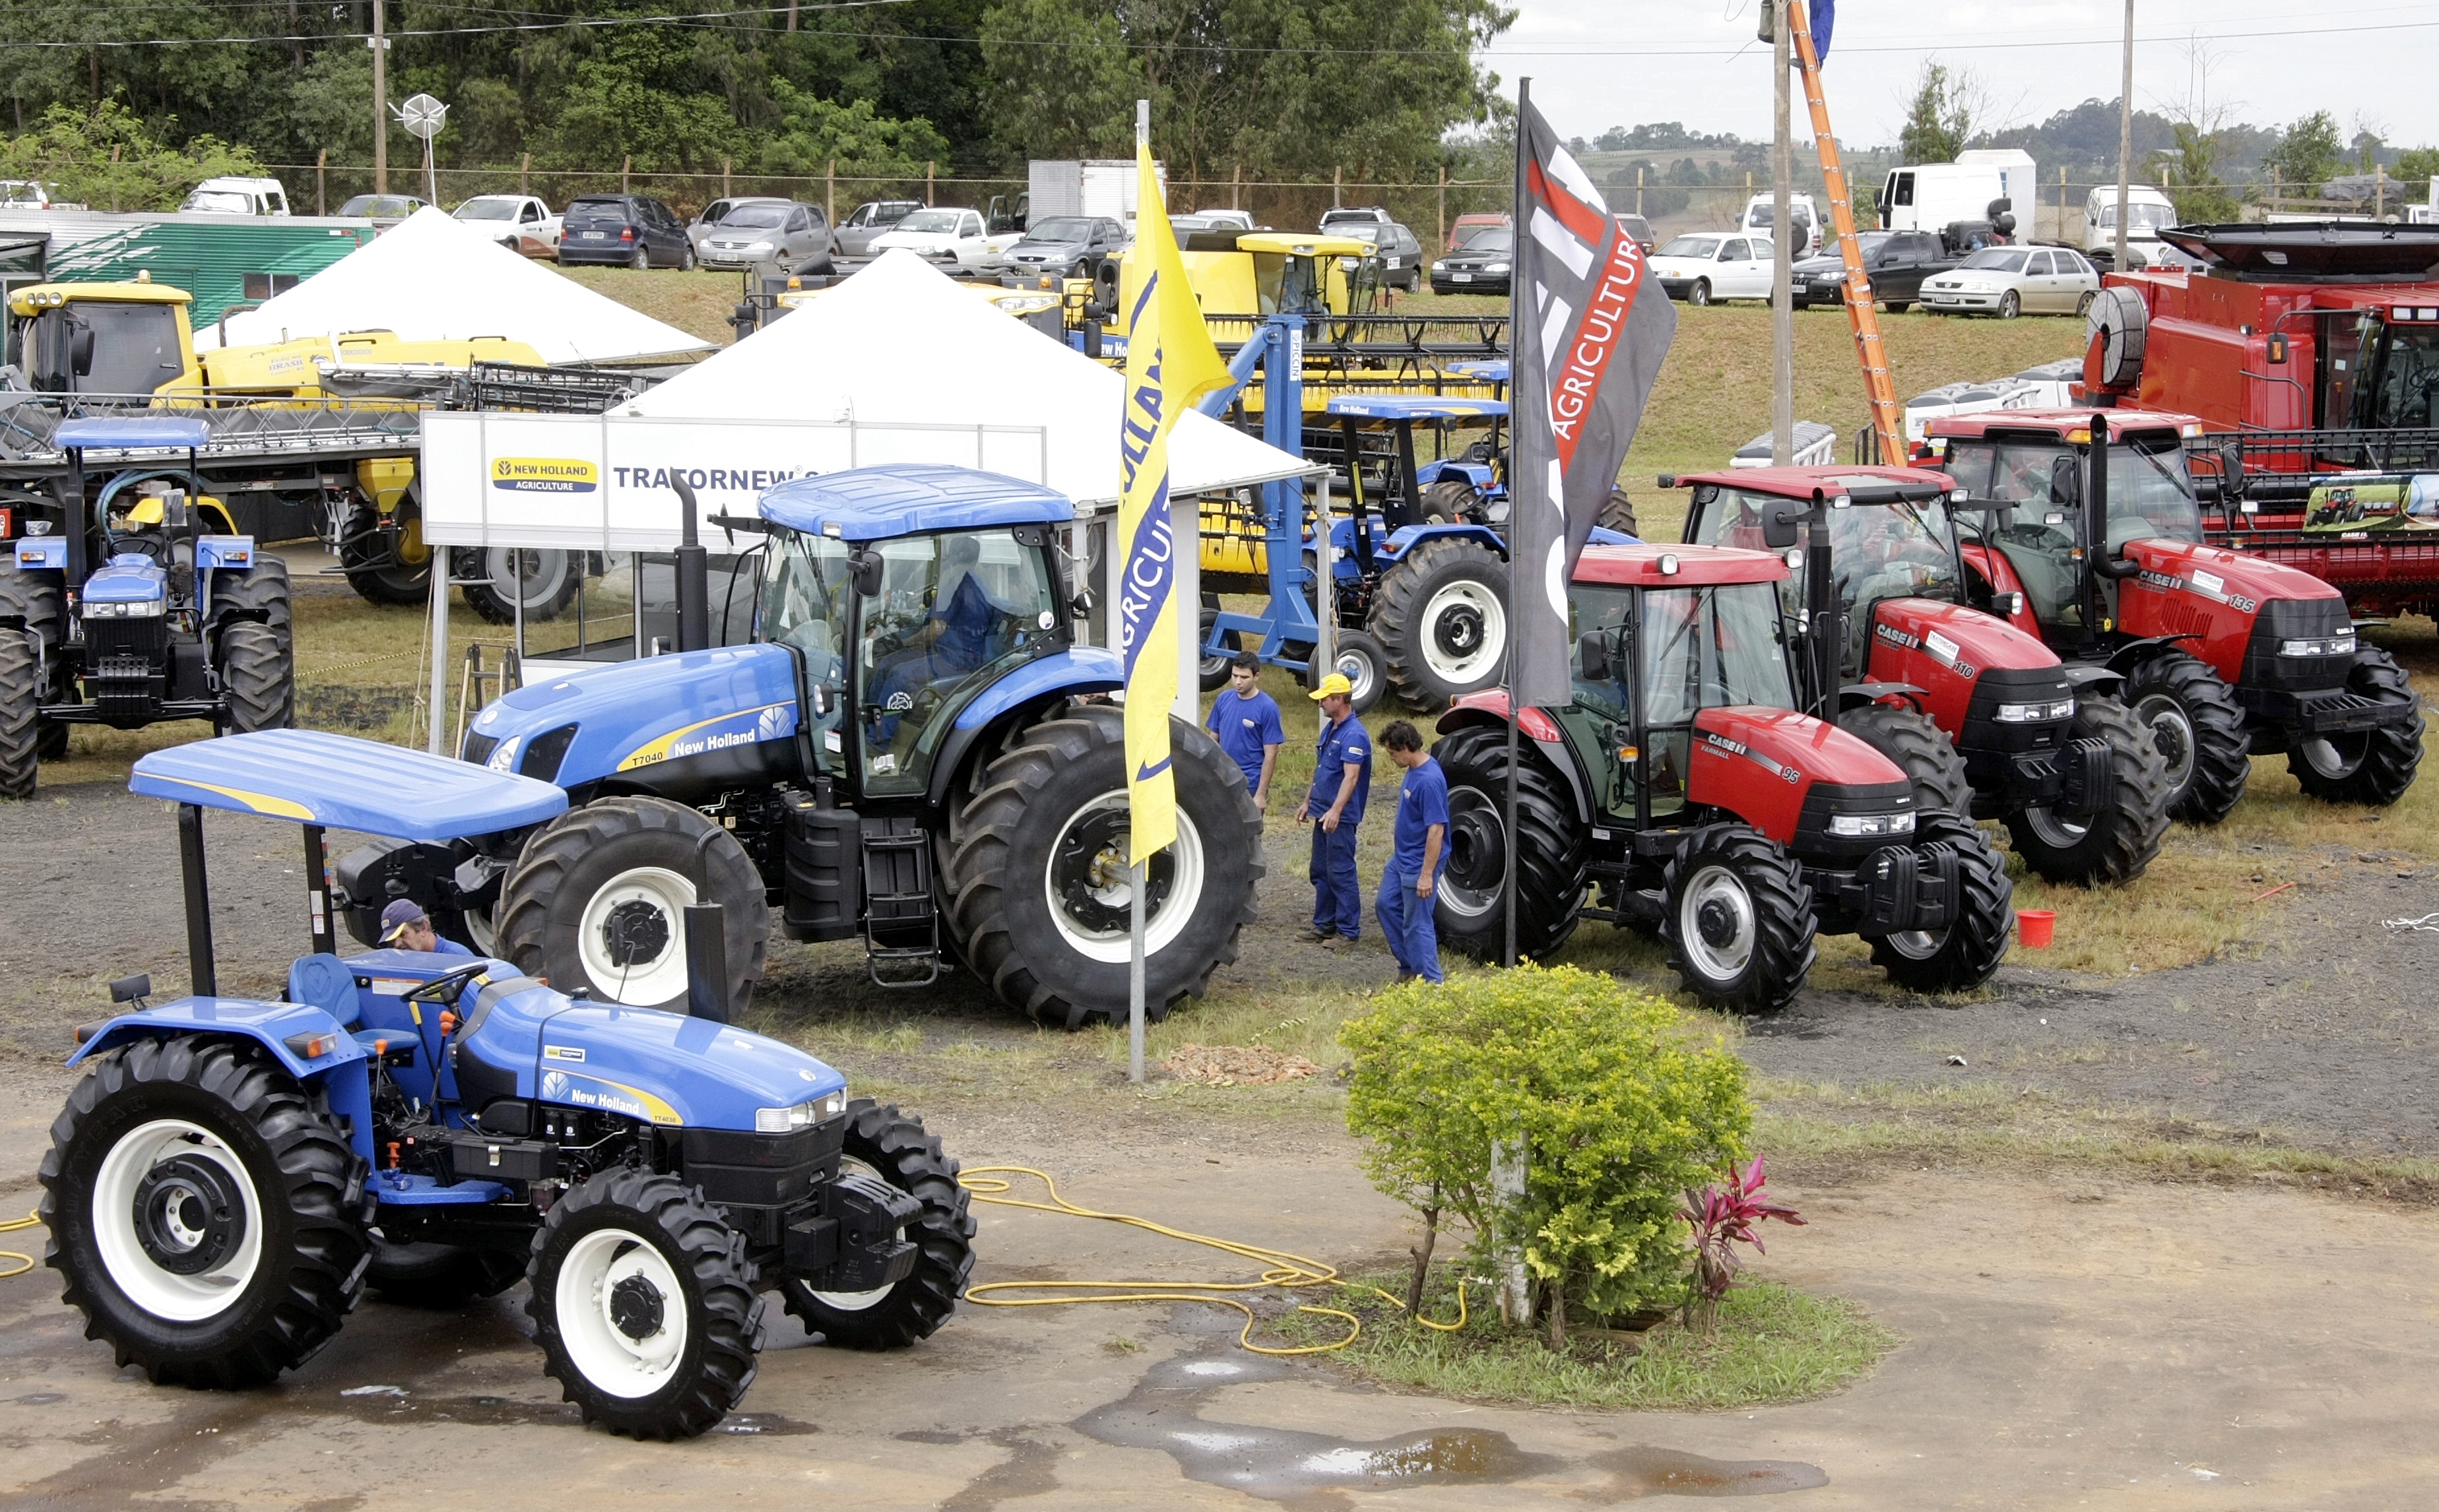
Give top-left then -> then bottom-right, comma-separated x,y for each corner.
1130,93 -> 1152,1084
1502,77 -> 1529,972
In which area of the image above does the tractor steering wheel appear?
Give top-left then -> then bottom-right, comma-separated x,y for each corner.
399,961 -> 492,1010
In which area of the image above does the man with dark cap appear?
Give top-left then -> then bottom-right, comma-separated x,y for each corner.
379,898 -> 474,958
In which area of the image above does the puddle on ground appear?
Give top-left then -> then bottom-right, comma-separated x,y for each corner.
1074,1352 -> 1557,1504
1598,1445 -> 1829,1497
323,1389 -> 818,1435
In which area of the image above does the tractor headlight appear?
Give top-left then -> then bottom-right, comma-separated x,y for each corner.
1829,811 -> 1917,838
84,599 -> 165,619
755,1090 -> 847,1133
2279,633 -> 2354,658
1994,697 -> 2076,724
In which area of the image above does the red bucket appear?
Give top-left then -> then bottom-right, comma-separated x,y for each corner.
2016,909 -> 2056,949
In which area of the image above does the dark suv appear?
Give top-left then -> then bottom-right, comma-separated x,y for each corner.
557,194 -> 694,269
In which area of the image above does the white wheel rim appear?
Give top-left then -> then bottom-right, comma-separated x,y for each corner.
577,865 -> 698,1003
2134,695 -> 2195,791
1418,579 -> 1505,687
1042,792 -> 1207,964
2023,807 -> 2090,846
482,548 -> 571,611
555,1228 -> 688,1397
1882,928 -> 1945,960
91,1118 -> 265,1323
1679,864 -> 1757,982
803,1156 -> 905,1312
1334,646 -> 1379,707
465,904 -> 499,957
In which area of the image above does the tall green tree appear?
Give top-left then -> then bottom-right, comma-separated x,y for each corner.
977,0 -> 1144,160
2265,110 -> 2346,196
0,98 -> 263,210
1897,61 -> 1974,164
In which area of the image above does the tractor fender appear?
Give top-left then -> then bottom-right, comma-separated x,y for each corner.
2101,635 -> 2197,678
1435,697 -> 1595,826
69,999 -> 378,1163
1384,522 -> 1507,561
1415,459 -> 1495,490
11,538 -> 67,571
925,647 -> 1123,809
2059,661 -> 2129,695
1838,680 -> 1930,712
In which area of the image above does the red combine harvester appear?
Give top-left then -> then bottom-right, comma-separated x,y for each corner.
2081,221 -> 2439,621
1918,407 -> 2423,823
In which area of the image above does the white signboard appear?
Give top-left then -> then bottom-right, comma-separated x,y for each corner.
420,411 -> 1053,548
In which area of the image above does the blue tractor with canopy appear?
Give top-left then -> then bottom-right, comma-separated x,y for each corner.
351,462 -> 1260,1029
0,416 -> 294,796
39,728 -> 975,1439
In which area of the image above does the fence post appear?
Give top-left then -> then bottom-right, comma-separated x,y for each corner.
622,156 -> 631,193
927,162 -> 935,206
1231,161 -> 1241,212
722,157 -> 732,199
2056,166 -> 2065,242
2376,164 -> 2386,220
316,148 -> 327,216
826,160 -> 836,224
1332,166 -> 1341,209
521,152 -> 530,195
1437,164 -> 1446,248
1637,165 -> 1644,216
1490,1137 -> 1530,1325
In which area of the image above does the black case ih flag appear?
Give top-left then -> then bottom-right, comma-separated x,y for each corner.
1509,92 -> 1677,709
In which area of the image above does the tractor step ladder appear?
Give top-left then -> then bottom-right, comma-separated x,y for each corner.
859,819 -> 940,988
1792,3 -> 1904,465
453,643 -> 522,755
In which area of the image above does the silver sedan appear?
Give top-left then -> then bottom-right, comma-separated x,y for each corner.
1920,245 -> 2100,319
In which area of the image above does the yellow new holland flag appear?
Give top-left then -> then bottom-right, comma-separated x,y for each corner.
1116,142 -> 1231,858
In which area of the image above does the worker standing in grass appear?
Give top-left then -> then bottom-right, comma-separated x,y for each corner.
1295,674 -> 1371,947
1375,721 -> 1448,984
1206,652 -> 1285,815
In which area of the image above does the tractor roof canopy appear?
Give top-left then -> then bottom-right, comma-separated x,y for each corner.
1323,394 -> 1507,422
2158,222 -> 2439,282
1575,542 -> 1790,588
132,729 -> 569,840
1923,408 -> 2201,443
8,280 -> 193,317
1670,464 -> 1949,501
758,462 -> 1073,542
55,417 -> 211,451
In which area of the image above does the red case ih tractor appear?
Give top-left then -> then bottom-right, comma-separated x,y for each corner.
1920,408 -> 2424,820
1425,541 -> 2015,1012
1674,464 -> 2171,887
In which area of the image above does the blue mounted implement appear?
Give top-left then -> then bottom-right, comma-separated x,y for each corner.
42,728 -> 976,1440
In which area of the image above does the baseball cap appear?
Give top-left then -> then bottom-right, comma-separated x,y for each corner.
378,898 -> 430,945
1309,672 -> 1353,701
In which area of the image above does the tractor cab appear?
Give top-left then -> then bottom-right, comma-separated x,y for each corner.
8,280 -> 197,396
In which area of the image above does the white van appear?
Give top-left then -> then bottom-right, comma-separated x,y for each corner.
1740,193 -> 1817,258
1880,150 -> 2033,243
2083,185 -> 2178,252
179,176 -> 291,216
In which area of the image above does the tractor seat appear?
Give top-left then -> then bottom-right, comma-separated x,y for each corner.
286,953 -> 361,1027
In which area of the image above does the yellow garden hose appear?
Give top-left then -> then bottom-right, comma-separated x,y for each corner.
956,1166 -> 1465,1356
0,1209 -> 40,1280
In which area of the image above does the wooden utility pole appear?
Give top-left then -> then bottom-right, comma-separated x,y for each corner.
1437,164 -> 1447,248
371,0 -> 388,193
826,160 -> 835,223
1332,166 -> 1341,208
2114,0 -> 2133,268
1637,165 -> 1645,216
925,161 -> 935,205
316,148 -> 327,215
1770,0 -> 1794,465
622,156 -> 631,193
722,158 -> 731,198
521,151 -> 530,195
1231,162 -> 1241,212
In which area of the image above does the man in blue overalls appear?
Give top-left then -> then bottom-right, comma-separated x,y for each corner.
1295,673 -> 1371,947
1375,720 -> 1448,984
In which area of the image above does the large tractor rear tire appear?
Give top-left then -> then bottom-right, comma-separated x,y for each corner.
366,1232 -> 529,1306
1371,536 -> 1509,710
210,554 -> 292,650
458,546 -> 582,625
1866,813 -> 2015,993
2123,650 -> 2248,824
2003,695 -> 2171,886
780,1098 -> 975,1350
2289,648 -> 2425,807
1661,825 -> 1817,1013
218,621 -> 294,734
339,499 -> 433,607
0,561 -> 66,774
0,626 -> 38,800
1837,703 -> 1971,815
39,1036 -> 370,1388
1419,478 -> 1478,524
942,703 -> 1262,1028
496,796 -> 767,1016
1429,724 -> 1588,962
528,1167 -> 761,1440
1597,486 -> 1640,538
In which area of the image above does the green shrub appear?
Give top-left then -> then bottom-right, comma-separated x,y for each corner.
1340,963 -> 1751,1342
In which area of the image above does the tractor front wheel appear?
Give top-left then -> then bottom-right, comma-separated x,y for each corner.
1866,813 -> 2015,993
339,499 -> 434,606
1309,628 -> 1387,715
0,625 -> 38,800
210,554 -> 292,650
1837,703 -> 1970,815
457,546 -> 582,625
218,621 -> 294,733
1370,536 -> 1509,710
2289,648 -> 2425,807
944,703 -> 1262,1027
2004,695 -> 2172,886
1660,825 -> 1817,1013
496,796 -> 768,1015
529,1167 -> 762,1440
39,1036 -> 370,1387
781,1098 -> 975,1349
2123,651 -> 2248,824
1419,478 -> 1477,525
1429,724 -> 1588,962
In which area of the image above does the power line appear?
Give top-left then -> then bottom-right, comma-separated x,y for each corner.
2,0 -> 919,46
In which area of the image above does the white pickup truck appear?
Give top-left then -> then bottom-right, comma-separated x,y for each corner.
452,194 -> 563,257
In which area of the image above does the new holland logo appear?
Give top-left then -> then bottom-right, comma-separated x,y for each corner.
491,456 -> 600,493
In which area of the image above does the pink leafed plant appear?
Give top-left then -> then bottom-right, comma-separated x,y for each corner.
1680,1155 -> 1805,1332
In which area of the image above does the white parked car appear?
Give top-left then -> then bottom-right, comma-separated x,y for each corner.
1920,245 -> 2099,319
868,208 -> 1023,273
454,194 -> 562,257
1648,233 -> 1776,305
180,175 -> 290,216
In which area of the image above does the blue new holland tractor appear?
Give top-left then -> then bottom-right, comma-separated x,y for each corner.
0,416 -> 294,797
348,464 -> 1262,1028
41,728 -> 974,1439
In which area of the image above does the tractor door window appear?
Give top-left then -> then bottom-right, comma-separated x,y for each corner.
1558,584 -> 1641,818
857,528 -> 1060,797
1825,500 -> 1961,676
2364,320 -> 2439,431
1638,583 -> 1795,818
2321,314 -> 2369,427
2106,440 -> 2204,548
762,532 -> 853,770
1945,439 -> 2084,631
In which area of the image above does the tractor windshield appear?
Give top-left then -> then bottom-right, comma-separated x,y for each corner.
1685,486 -> 1963,674
762,532 -> 854,767
855,528 -> 1062,797
2360,318 -> 2439,431
18,301 -> 185,396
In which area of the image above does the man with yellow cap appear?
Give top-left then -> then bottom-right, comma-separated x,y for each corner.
1294,672 -> 1372,947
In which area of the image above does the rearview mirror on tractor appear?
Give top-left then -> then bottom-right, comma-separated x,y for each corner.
69,324 -> 95,377
1761,499 -> 1807,551
1577,629 -> 1610,681
849,547 -> 884,599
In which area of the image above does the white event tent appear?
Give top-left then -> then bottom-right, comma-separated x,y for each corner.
199,206 -> 711,363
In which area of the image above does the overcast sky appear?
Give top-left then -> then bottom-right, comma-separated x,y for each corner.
1485,0 -> 2439,152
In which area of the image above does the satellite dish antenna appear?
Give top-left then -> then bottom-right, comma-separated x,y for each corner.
392,93 -> 447,206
